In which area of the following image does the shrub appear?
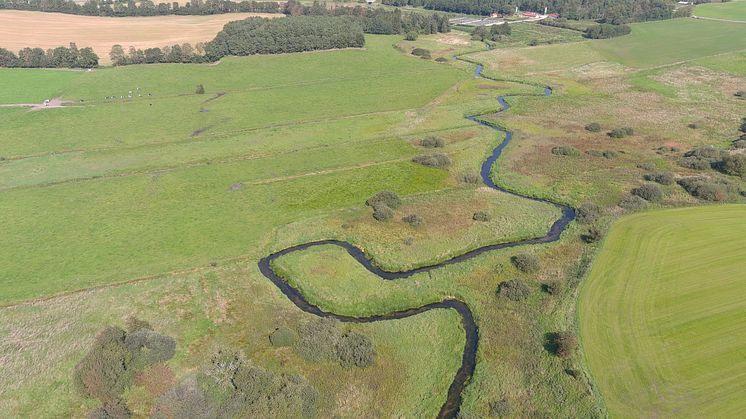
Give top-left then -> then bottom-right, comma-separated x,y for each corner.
632,183 -> 663,202
582,225 -> 603,243
489,398 -> 511,417
420,136 -> 445,148
679,156 -> 713,170
585,23 -> 631,39
372,205 -> 394,221
412,153 -> 451,168
608,127 -> 633,138
497,279 -> 531,301
473,211 -> 491,222
152,377 -> 215,419
86,398 -> 131,419
405,31 -> 418,41
553,331 -> 578,358
125,329 -> 176,369
411,48 -> 431,58
74,327 -> 134,402
733,138 -> 746,149
720,154 -> 746,178
435,57 -> 449,63
740,118 -> 746,133
461,172 -> 481,184
618,194 -> 648,210
270,326 -> 297,347
735,91 -> 746,99
336,332 -> 375,368
644,171 -> 675,185
637,162 -> 656,171
551,145 -> 581,156
402,214 -> 424,227
575,202 -> 602,224
365,191 -> 401,209
688,122 -> 699,129
511,253 -> 540,273
528,39 -> 539,46
295,318 -> 340,363
543,281 -> 563,296
125,316 -> 152,333
677,177 -> 728,201
195,84 -> 205,94
585,122 -> 601,132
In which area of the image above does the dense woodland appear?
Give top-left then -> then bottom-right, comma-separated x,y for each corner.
382,0 -> 678,21
0,0 -> 280,16
0,43 -> 98,68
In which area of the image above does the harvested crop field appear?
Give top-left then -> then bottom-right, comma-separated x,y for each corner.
0,10 -> 279,64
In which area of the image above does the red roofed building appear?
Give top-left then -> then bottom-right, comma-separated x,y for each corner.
522,11 -> 538,17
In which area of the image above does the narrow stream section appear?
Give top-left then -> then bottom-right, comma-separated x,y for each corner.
258,62 -> 575,419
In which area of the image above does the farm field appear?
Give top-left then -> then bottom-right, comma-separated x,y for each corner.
695,0 -> 746,21
2,11 -> 746,419
0,10 -> 278,64
579,206 -> 746,417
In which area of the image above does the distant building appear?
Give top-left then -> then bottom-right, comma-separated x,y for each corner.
547,13 -> 559,18
522,11 -> 538,17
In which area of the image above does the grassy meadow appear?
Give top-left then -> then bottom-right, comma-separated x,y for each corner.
579,206 -> 746,417
695,0 -> 746,21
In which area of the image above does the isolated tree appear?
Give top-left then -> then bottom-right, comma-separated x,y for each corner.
110,45 -> 126,66
195,84 -> 205,94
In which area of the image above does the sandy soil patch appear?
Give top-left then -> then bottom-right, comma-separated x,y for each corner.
436,33 -> 470,46
0,10 -> 279,64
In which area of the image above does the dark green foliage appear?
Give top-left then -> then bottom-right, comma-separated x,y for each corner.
637,162 -> 656,171
402,214 -> 424,227
269,326 -> 297,347
125,316 -> 152,333
366,191 -> 402,209
632,183 -> 663,202
677,176 -> 728,201
420,136 -> 445,148
205,16 -> 365,61
576,202 -> 603,224
489,398 -> 511,417
336,332 -> 375,368
582,225 -> 603,243
372,205 -> 395,221
0,43 -> 98,68
411,47 -> 431,59
412,153 -> 451,167
688,122 -> 700,129
473,211 -> 491,222
585,122 -> 602,132
511,253 -> 540,273
720,154 -> 746,178
195,84 -> 205,95
112,42 -> 207,66
735,91 -> 746,99
543,281 -> 563,296
295,318 -> 340,363
497,279 -> 531,301
73,326 -> 133,402
405,31 -> 418,41
551,145 -> 581,156
618,194 -> 648,210
585,23 -> 632,39
86,398 -> 131,419
0,0 -> 280,17
552,331 -> 578,358
608,127 -> 634,138
435,57 -> 449,62
125,329 -> 176,369
461,172 -> 481,184
644,171 -> 675,185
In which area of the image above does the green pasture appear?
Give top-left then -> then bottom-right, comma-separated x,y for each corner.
695,0 -> 746,21
579,206 -> 746,417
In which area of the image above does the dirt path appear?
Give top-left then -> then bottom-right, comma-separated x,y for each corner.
0,98 -> 75,111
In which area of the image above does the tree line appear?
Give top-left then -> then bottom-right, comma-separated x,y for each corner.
0,0 -> 280,17
382,0 -> 675,22
109,43 -> 208,65
282,1 -> 450,35
584,23 -> 632,39
0,43 -> 98,68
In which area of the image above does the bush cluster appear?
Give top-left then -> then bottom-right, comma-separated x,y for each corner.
110,43 -> 206,66
411,48 -> 431,59
618,194 -> 648,210
473,211 -> 491,222
402,214 -> 424,227
511,253 -> 540,273
471,23 -> 511,42
575,202 -> 603,224
586,149 -> 618,159
582,225 -> 603,243
720,154 -> 746,178
632,183 -> 663,202
420,136 -> 445,148
294,318 -> 376,369
608,127 -> 634,138
585,23 -> 631,39
0,0 -> 280,17
677,176 -> 730,201
0,43 -> 98,68
643,171 -> 675,185
366,191 -> 401,221
551,145 -> 581,157
585,122 -> 602,132
461,172 -> 481,184
678,146 -> 725,170
548,331 -> 578,358
405,31 -> 418,41
496,279 -> 531,301
412,153 -> 451,168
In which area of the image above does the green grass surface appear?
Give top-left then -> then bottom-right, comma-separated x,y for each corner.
579,205 -> 746,417
695,0 -> 746,21
0,68 -> 81,103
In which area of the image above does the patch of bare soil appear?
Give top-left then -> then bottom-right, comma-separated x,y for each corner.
436,34 -> 470,46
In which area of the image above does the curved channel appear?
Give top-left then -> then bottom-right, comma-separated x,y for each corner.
258,61 -> 575,419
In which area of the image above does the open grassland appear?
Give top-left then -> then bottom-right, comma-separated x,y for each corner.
695,0 -> 746,21
579,206 -> 746,417
0,10 -> 278,64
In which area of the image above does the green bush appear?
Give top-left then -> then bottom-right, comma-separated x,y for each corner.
420,136 -> 445,148
269,326 -> 297,347
543,281 -> 564,296
152,377 -> 215,419
582,225 -> 603,243
551,145 -> 581,156
295,318 -> 340,363
608,127 -> 633,138
86,398 -> 131,419
125,329 -> 176,369
405,31 -> 418,41
125,316 -> 152,333
473,211 -> 491,222
637,162 -> 656,171
632,183 -> 663,202
365,191 -> 401,209
585,122 -> 601,132
511,253 -> 540,273
677,177 -> 728,201
497,279 -> 531,301
644,171 -> 675,185
461,172 -> 481,184
195,84 -> 205,94
412,153 -> 451,168
553,331 -> 578,358
576,202 -> 602,224
618,194 -> 648,210
336,332 -> 375,368
402,214 -> 424,227
372,205 -> 394,221
74,327 -> 133,402
411,48 -> 431,58
435,57 -> 449,62
720,154 -> 746,178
